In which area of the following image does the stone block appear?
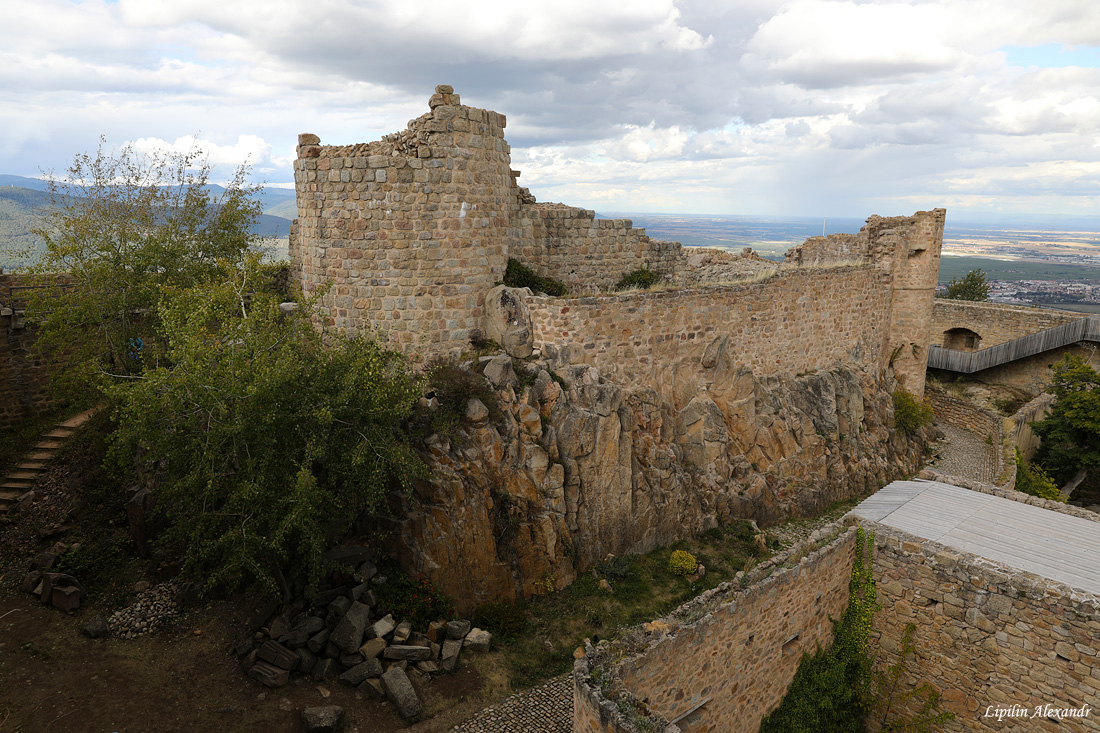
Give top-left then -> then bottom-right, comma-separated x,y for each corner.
381,667 -> 422,721
248,661 -> 290,687
359,637 -> 387,660
445,620 -> 471,640
366,614 -> 396,640
440,639 -> 462,671
384,645 -> 432,661
301,705 -> 344,733
339,658 -> 383,686
307,628 -> 331,654
257,640 -> 300,671
463,628 -> 492,652
311,658 -> 338,682
330,602 -> 370,652
51,585 -> 82,612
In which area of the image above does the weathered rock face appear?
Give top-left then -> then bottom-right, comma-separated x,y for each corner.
388,361 -> 924,612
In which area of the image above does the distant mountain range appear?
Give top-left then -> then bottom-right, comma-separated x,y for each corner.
0,174 -> 296,270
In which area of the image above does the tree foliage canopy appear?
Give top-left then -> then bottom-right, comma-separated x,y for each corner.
105,258 -> 426,593
27,139 -> 262,397
942,269 -> 990,301
26,141 -> 426,594
1032,355 -> 1100,496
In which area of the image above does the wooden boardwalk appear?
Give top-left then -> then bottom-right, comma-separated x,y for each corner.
927,315 -> 1100,373
851,480 -> 1100,596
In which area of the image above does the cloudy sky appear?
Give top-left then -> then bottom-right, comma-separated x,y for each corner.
3,0 -> 1099,219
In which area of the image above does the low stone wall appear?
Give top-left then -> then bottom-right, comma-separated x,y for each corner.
529,265 -> 890,390
573,524 -> 859,732
512,203 -> 684,290
1011,392 -> 1054,461
932,300 -> 1087,350
869,521 -> 1100,731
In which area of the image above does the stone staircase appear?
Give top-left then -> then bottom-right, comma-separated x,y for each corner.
0,408 -> 97,513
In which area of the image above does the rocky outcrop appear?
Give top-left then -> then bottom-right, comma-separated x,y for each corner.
388,360 -> 925,612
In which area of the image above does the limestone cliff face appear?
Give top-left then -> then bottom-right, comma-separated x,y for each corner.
388,361 -> 924,612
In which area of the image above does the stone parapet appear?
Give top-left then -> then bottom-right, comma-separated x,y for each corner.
933,300 -> 1088,350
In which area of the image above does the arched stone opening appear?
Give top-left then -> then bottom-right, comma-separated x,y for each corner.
943,327 -> 981,351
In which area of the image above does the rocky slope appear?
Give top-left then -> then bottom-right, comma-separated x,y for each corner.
387,357 -> 925,612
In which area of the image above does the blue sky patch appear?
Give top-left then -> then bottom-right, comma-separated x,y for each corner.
1004,44 -> 1100,69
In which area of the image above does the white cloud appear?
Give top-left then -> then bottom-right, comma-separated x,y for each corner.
0,0 -> 1098,218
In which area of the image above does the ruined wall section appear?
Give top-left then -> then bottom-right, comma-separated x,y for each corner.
932,300 -> 1087,349
291,86 -> 513,353
784,211 -> 945,396
574,525 -> 858,733
528,266 -> 889,391
511,204 -> 684,290
871,523 -> 1100,730
0,273 -> 65,429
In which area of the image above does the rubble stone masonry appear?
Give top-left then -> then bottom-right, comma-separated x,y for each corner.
529,265 -> 890,389
933,300 -> 1087,350
872,522 -> 1100,731
290,86 -> 679,354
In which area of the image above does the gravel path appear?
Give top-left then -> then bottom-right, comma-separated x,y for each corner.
451,674 -> 572,733
925,422 -> 996,483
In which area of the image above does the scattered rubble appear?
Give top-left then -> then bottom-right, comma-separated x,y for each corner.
233,550 -> 493,722
107,582 -> 179,638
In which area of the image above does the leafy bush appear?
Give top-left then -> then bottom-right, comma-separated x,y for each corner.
614,268 -> 663,291
105,258 -> 426,595
941,269 -> 990,301
374,568 -> 456,629
1032,355 -> 1100,495
1015,448 -> 1063,502
668,549 -> 698,576
892,390 -> 933,436
471,600 -> 530,638
503,258 -> 568,296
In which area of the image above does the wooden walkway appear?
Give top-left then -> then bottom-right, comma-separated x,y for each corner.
927,315 -> 1100,373
851,480 -> 1100,596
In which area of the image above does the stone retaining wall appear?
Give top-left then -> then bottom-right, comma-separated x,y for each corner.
1011,392 -> 1054,462
529,266 -> 890,390
870,522 -> 1100,731
573,524 -> 859,732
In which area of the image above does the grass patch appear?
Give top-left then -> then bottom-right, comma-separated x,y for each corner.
502,258 -> 568,297
480,518 -> 770,690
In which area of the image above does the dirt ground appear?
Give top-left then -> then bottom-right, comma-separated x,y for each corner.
0,590 -> 511,733
0,426 -> 512,733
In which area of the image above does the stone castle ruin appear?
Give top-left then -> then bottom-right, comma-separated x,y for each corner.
287,87 -> 946,611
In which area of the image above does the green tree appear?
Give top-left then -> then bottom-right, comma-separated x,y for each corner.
105,257 -> 426,594
1032,355 -> 1100,497
26,139 -> 261,398
941,269 -> 990,301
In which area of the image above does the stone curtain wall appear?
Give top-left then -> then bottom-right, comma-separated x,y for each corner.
784,232 -> 868,265
573,525 -> 858,733
932,300 -> 1087,350
511,203 -> 684,290
291,86 -> 513,353
528,265 -> 890,390
869,522 -> 1100,731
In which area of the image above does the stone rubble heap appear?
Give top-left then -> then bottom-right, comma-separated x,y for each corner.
107,582 -> 179,639
236,549 -> 492,722
20,546 -> 85,612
